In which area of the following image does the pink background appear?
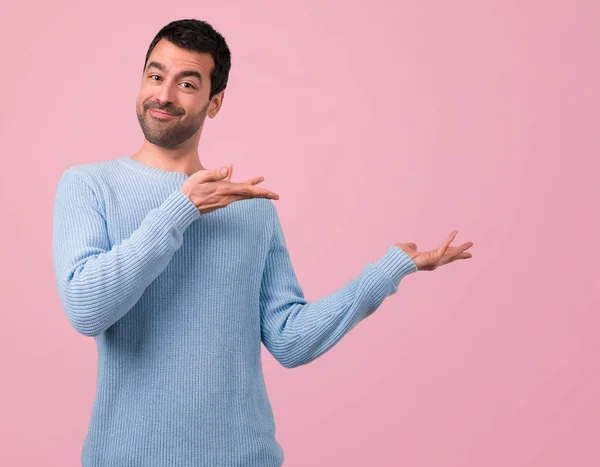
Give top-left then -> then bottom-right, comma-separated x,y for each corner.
1,1 -> 599,466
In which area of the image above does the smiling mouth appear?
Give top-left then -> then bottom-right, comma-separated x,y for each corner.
148,109 -> 178,119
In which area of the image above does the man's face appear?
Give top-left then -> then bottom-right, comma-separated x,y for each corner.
136,39 -> 219,149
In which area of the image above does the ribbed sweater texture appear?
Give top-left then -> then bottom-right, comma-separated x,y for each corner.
51,155 -> 418,466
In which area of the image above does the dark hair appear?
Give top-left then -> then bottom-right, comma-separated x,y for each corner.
143,19 -> 231,100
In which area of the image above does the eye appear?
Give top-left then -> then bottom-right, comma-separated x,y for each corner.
181,82 -> 195,89
149,74 -> 161,81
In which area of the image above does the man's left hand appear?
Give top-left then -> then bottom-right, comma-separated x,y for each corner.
394,231 -> 473,271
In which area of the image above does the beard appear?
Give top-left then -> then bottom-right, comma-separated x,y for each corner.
136,100 -> 210,149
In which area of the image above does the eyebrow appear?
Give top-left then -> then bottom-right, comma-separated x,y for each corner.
146,61 -> 203,84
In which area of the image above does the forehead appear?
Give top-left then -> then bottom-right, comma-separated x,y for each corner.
146,39 -> 214,76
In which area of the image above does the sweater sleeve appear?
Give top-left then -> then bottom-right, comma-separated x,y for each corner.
52,169 -> 200,337
259,203 -> 418,368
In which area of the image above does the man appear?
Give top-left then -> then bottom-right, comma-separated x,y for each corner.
52,18 -> 473,467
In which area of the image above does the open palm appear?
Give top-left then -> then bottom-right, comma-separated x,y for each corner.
395,230 -> 473,271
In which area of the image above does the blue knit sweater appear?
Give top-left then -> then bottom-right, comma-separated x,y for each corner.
51,155 -> 418,466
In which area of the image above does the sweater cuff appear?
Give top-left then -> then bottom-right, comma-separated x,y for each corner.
374,245 -> 419,289
158,190 -> 201,232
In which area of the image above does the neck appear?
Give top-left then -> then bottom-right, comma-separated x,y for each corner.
132,140 -> 206,176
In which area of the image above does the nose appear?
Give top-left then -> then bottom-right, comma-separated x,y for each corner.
156,81 -> 176,107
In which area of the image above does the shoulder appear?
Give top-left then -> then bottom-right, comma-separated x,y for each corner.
54,158 -> 123,214
56,158 -> 128,207
239,197 -> 277,218
234,198 -> 278,238
251,199 -> 286,241
59,158 -> 123,187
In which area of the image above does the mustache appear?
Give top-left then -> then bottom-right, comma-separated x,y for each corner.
144,101 -> 184,116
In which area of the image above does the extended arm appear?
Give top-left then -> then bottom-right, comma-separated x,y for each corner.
52,169 -> 200,336
259,203 -> 418,368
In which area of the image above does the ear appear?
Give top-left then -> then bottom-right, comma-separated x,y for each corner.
208,91 -> 225,118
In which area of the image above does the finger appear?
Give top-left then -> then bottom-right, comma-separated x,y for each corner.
438,230 -> 458,256
225,164 -> 234,182
230,188 -> 279,200
239,176 -> 265,186
450,251 -> 473,262
445,242 -> 473,258
448,252 -> 472,263
226,182 -> 276,197
456,242 -> 474,254
435,251 -> 468,268
230,194 -> 279,202
196,166 -> 231,182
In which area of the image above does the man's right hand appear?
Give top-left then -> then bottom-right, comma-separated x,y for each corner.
180,164 -> 279,215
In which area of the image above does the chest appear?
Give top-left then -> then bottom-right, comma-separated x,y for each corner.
102,185 -> 273,275
99,186 -> 274,349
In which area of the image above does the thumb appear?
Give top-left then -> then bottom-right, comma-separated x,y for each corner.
224,164 -> 234,182
197,165 -> 229,182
